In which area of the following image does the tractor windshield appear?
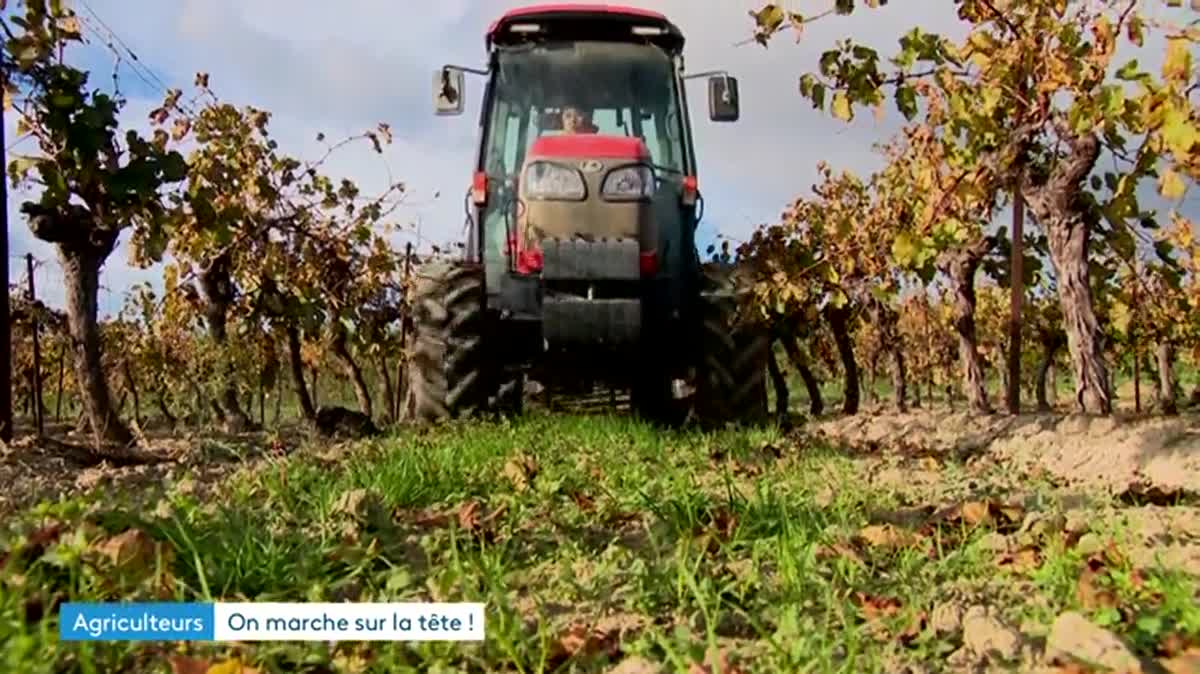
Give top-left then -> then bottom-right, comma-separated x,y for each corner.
483,41 -> 687,180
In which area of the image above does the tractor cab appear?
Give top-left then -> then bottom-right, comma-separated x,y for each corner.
409,4 -> 763,426
435,5 -> 738,291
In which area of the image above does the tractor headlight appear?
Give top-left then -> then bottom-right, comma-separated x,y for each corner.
602,165 -> 656,200
524,161 -> 586,201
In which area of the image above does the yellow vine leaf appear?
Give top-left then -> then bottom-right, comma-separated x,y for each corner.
1160,169 -> 1187,200
832,92 -> 853,121
1163,38 -> 1192,82
206,660 -> 261,674
751,4 -> 785,33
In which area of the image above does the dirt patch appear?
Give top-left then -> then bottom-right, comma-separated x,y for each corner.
991,414 -> 1200,494
0,424 -> 313,517
811,407 -> 1200,581
812,407 -> 1200,495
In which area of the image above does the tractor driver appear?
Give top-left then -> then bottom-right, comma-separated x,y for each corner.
561,105 -> 598,134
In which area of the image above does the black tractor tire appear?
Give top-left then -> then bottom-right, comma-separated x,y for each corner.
402,261 -> 493,424
690,263 -> 770,427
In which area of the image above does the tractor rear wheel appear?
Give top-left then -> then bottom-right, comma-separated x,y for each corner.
691,263 -> 770,427
402,261 -> 493,423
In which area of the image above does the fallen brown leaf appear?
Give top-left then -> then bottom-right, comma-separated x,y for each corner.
28,521 -> 65,549
569,490 -> 596,512
995,546 -> 1042,573
91,528 -> 176,597
502,454 -> 538,492
1159,633 -> 1197,658
205,660 -> 262,674
856,524 -> 919,550
331,489 -> 387,522
95,529 -> 173,567
1129,568 -> 1150,591
456,500 -> 507,541
732,461 -> 764,478
898,610 -> 927,646
1101,541 -> 1128,568
815,541 -> 866,566
995,503 -> 1025,524
169,656 -> 212,674
961,501 -> 992,526
712,508 -> 738,541
690,508 -> 739,556
854,592 -> 902,622
1076,556 -> 1119,610
455,500 -> 480,531
928,500 -> 1025,533
550,621 -> 621,666
1162,648 -> 1200,674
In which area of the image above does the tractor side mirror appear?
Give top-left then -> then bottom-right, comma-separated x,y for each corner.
434,67 -> 465,116
707,75 -> 739,122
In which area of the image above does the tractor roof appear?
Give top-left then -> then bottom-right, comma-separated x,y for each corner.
486,4 -> 685,53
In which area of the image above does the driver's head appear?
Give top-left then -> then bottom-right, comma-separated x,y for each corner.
561,105 -> 594,134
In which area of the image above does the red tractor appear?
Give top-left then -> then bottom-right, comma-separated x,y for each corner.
404,3 -> 768,425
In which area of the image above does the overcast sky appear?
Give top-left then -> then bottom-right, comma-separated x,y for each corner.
2,0 -> 1194,317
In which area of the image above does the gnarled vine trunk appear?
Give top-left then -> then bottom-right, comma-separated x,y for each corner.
767,349 -> 788,421
60,243 -> 134,445
200,254 -> 256,431
1156,341 -> 1178,416
1023,129 -> 1112,415
286,325 -> 317,422
868,298 -> 907,412
1042,219 -> 1111,414
155,388 -> 177,428
1035,332 -> 1064,412
378,353 -> 395,423
885,329 -> 906,413
780,334 -> 823,415
332,330 -> 373,419
866,350 -> 880,404
824,304 -> 859,415
941,239 -> 993,414
122,360 -> 142,430
890,348 -> 907,413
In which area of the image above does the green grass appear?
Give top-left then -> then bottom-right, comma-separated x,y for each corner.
2,414 -> 1197,673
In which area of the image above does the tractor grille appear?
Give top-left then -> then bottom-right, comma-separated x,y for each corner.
541,238 -> 640,280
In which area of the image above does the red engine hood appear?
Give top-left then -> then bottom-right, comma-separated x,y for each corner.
527,134 -> 650,161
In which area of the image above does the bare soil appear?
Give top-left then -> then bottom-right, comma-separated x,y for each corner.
0,420 -> 315,518
810,404 -> 1200,577
811,404 -> 1200,494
